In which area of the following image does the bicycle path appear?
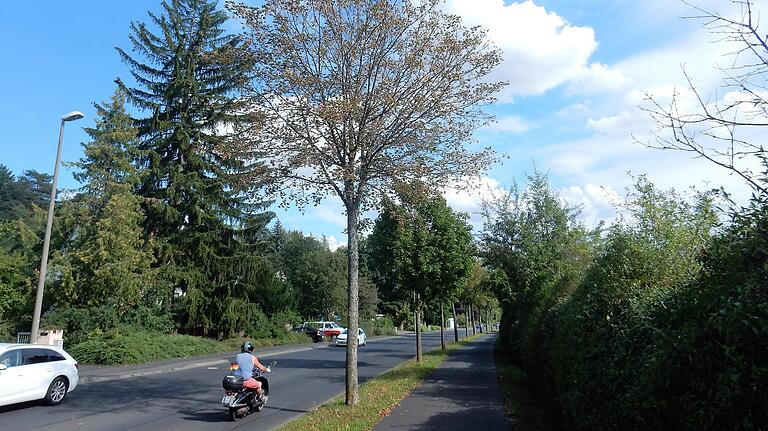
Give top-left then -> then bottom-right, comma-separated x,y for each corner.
374,333 -> 509,431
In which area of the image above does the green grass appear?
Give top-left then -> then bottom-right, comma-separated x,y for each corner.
494,339 -> 553,431
69,331 -> 311,365
276,333 -> 483,431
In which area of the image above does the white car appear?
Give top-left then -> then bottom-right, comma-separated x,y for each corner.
335,328 -> 367,347
0,343 -> 79,407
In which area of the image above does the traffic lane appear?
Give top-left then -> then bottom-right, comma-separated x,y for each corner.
0,330 -> 464,431
173,330 -> 464,431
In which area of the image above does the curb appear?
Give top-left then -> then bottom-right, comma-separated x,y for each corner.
78,335 -> 404,385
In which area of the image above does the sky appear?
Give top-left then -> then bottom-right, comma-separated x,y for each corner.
0,0 -> 762,250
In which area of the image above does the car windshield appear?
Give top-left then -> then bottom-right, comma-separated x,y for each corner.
331,323 -> 341,328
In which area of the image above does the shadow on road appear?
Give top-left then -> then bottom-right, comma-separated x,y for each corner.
0,400 -> 40,413
275,358 -> 378,370
178,408 -> 229,423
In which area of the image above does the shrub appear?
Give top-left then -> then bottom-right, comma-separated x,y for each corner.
69,327 -> 311,365
361,316 -> 397,336
0,319 -> 13,343
242,308 -> 304,340
68,329 -> 222,365
42,305 -> 174,347
484,176 -> 768,430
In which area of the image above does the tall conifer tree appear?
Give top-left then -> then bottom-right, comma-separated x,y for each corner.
52,88 -> 157,314
117,0 -> 273,336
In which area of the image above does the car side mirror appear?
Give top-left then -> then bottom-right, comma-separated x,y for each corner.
0,364 -> 7,371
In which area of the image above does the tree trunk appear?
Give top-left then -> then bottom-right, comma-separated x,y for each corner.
345,203 -> 360,405
440,303 -> 445,350
452,302 -> 459,342
470,304 -> 476,336
479,309 -> 483,333
415,306 -> 422,362
464,303 -> 469,337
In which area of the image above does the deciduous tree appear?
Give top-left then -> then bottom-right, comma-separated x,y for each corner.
230,0 -> 503,403
370,191 -> 473,357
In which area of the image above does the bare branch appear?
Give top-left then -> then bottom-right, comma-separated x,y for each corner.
641,0 -> 768,196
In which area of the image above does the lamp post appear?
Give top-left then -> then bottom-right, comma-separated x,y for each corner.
30,111 -> 84,344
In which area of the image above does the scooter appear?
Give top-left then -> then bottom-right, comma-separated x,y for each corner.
221,361 -> 275,421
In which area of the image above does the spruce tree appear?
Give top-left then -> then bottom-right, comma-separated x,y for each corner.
52,88 -> 157,314
74,87 -> 141,197
116,0 -> 274,336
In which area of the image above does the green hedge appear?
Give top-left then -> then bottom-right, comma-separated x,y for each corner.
503,203 -> 768,430
488,176 -> 767,430
69,329 -> 311,365
68,330 -> 222,365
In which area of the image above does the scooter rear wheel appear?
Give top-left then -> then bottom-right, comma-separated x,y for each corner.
230,407 -> 247,421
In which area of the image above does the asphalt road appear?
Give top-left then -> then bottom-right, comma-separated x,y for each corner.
0,330 -> 469,431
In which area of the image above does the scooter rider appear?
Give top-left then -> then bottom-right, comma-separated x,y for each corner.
235,341 -> 270,399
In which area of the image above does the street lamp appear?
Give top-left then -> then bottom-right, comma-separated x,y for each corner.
30,111 -> 84,344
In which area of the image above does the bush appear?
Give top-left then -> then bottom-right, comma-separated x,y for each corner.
537,200 -> 766,431
70,327 -> 312,365
42,305 -> 174,347
361,316 -> 397,336
242,308 -> 302,340
68,329 -> 222,365
220,332 -> 310,352
485,176 -> 768,430
0,319 -> 13,343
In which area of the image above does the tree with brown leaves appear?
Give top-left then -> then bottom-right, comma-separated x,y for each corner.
228,0 -> 504,404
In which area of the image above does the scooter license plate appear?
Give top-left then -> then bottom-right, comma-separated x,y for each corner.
222,395 -> 235,405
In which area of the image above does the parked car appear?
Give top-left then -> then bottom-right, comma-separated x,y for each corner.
291,324 -> 323,342
309,321 -> 344,340
0,343 -> 79,407
336,328 -> 367,347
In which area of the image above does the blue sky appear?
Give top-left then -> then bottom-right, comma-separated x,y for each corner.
0,1 -> 760,248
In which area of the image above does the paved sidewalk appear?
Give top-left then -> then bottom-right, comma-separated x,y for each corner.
374,333 -> 509,431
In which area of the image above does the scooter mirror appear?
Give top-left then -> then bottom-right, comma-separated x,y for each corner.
269,360 -> 277,367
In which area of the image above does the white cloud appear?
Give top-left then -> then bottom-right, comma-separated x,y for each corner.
568,63 -> 628,94
444,0 -> 612,98
511,0 -> 762,209
442,176 -> 507,230
585,111 -> 644,135
559,183 -> 623,227
537,130 -> 756,208
313,203 -> 347,228
325,235 -> 345,251
484,115 -> 531,134
556,102 -> 591,118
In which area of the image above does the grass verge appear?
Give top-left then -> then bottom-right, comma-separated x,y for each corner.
494,339 -> 553,431
276,333 -> 483,431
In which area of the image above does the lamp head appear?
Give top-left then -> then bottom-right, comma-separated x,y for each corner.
61,111 -> 84,122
